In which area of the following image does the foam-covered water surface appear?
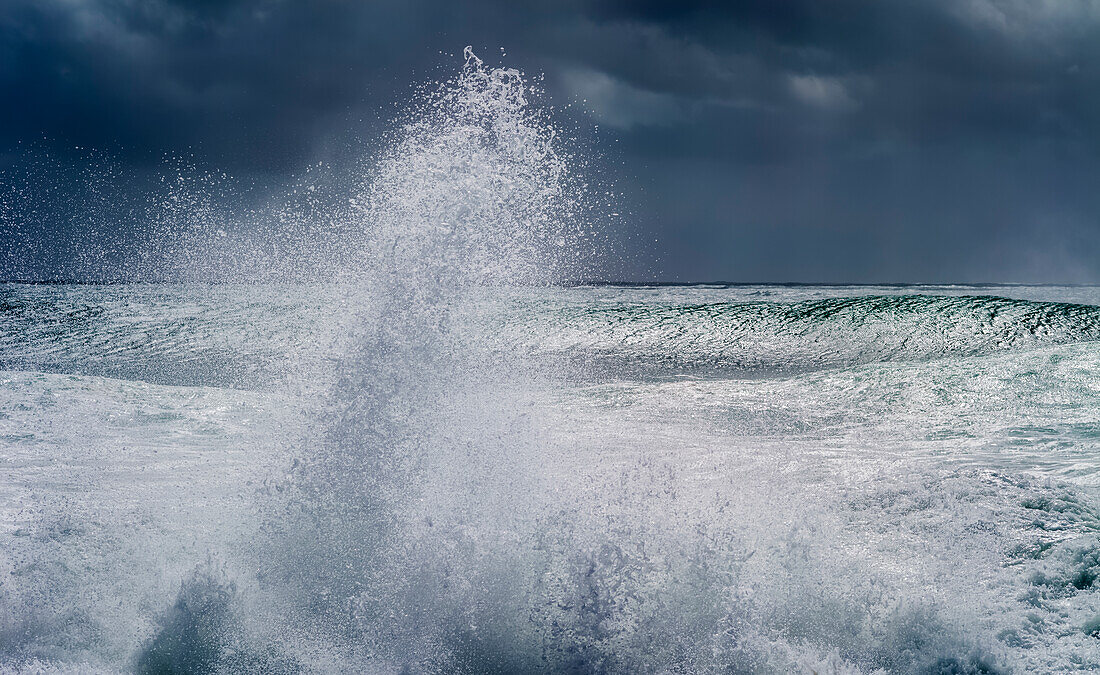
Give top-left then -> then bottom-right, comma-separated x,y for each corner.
4,283 -> 1100,673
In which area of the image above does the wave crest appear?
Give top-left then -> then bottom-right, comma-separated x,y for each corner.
519,294 -> 1100,375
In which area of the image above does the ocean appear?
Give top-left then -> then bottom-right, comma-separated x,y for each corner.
4,282 -> 1100,673
4,50 -> 1100,675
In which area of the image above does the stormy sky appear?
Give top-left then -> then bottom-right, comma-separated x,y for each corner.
2,0 -> 1099,282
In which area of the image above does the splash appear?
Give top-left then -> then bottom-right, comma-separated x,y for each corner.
238,46 -> 597,669
350,46 -> 579,291
92,48 -> 1008,674
232,50 -> 1003,673
3,49 -> 1050,674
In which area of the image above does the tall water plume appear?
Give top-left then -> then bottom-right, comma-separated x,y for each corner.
234,46 -> 597,670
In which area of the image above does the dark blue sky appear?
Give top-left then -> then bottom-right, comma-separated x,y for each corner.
2,0 -> 1099,282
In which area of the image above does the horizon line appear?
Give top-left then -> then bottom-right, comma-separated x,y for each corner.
3,278 -> 1100,288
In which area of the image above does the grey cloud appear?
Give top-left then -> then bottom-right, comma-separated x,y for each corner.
559,67 -> 685,129
2,0 -> 1100,281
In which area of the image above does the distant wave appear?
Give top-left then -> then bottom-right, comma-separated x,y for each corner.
5,288 -> 1100,386
0,283 -> 339,388
8,288 -> 1100,391
516,294 -> 1100,376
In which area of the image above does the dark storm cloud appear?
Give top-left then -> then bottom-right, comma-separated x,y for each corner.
1,0 -> 447,166
2,0 -> 1099,281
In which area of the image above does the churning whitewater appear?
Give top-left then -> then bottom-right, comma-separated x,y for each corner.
5,52 -> 1100,674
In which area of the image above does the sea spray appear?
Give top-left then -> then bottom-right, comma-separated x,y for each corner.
239,47 -> 776,673
245,46 -> 591,669
235,49 -> 1009,674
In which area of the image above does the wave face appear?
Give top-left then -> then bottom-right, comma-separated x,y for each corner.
0,283 -> 343,388
510,291 -> 1100,376
6,53 -> 1100,674
6,286 -> 1100,386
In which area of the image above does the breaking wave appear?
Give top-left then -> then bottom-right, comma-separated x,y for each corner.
517,293 -> 1100,376
5,287 -> 1100,387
